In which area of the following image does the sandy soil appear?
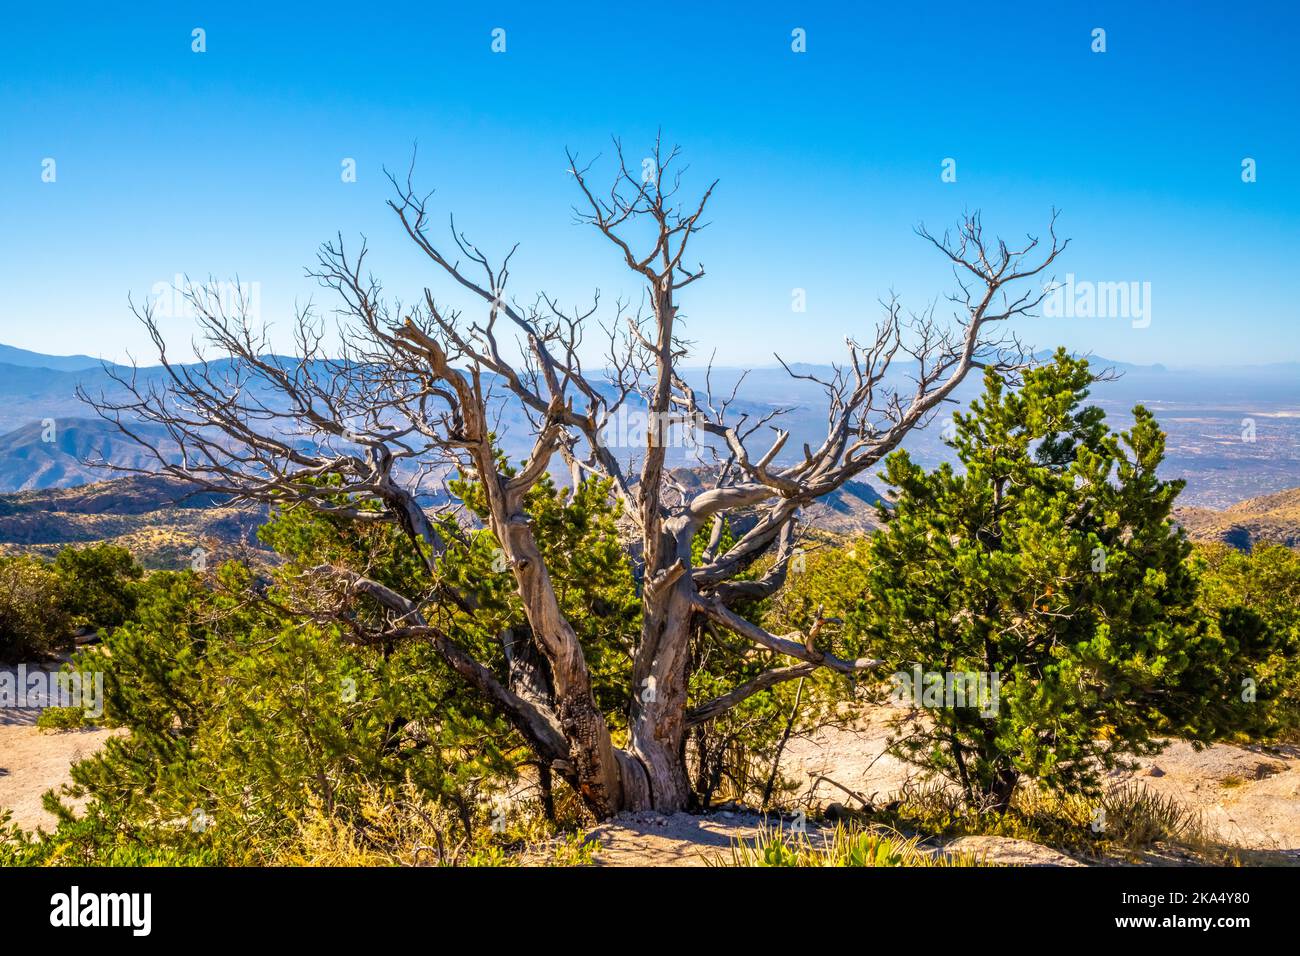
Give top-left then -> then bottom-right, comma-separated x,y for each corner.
584,810 -> 771,866
1,661 -> 117,832
781,706 -> 927,807
1124,740 -> 1300,863
0,717 -> 114,833
579,810 -> 1083,867
780,707 -> 1300,849
583,707 -> 1299,867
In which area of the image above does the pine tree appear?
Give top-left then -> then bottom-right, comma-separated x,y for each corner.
858,351 -> 1269,811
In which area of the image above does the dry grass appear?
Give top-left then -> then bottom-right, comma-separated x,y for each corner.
272,784 -> 598,867
714,821 -> 989,867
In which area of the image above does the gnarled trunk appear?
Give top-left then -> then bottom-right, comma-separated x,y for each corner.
628,580 -> 694,812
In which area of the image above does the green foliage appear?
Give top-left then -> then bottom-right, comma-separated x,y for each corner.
445,470 -> 640,730
19,467 -> 637,864
0,554 -> 69,661
36,555 -> 521,863
249,780 -> 595,867
717,822 -> 986,867
9,368 -> 1297,865
867,779 -> 1226,862
1194,543 -> 1300,739
53,544 -> 144,632
1,798 -> 219,867
856,351 -> 1281,810
1087,782 -> 1203,851
0,544 -> 143,661
0,812 -> 39,866
687,657 -> 797,807
687,535 -> 870,808
35,706 -> 90,730
764,536 -> 872,637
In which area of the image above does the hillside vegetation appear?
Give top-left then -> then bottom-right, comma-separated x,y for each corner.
3,470 -> 1295,565
0,475 -> 264,569
1177,487 -> 1300,551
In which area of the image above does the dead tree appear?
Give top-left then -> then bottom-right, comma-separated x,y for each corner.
81,138 -> 1065,818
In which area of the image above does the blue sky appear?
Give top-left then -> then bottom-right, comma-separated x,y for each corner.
1,1 -> 1296,368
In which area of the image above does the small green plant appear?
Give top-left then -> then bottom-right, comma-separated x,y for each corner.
865,781 -> 1053,845
1090,782 -> 1205,850
0,811 -> 38,867
543,831 -> 600,867
36,706 -> 91,731
715,823 -> 988,867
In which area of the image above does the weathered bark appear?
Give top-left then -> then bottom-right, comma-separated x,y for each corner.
491,479 -> 633,816
629,577 -> 694,810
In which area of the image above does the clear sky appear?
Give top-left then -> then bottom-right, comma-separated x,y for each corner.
1,1 -> 1296,369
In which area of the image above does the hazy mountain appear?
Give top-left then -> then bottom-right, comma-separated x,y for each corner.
799,479 -> 888,536
0,344 -> 1296,508
0,468 -> 886,566
0,418 -> 184,491
0,344 -> 112,372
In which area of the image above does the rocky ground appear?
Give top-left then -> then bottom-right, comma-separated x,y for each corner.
580,810 -> 1086,867
1123,739 -> 1300,863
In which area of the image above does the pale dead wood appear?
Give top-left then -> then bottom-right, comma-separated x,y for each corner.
83,140 -> 1066,817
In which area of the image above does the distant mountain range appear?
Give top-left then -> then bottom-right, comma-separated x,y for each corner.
0,344 -> 1297,509
0,468 -> 887,568
0,418 -> 183,491
0,341 -> 1292,566
0,343 -> 112,372
0,470 -> 1293,572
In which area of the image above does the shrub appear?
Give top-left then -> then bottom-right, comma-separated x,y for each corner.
1195,543 -> 1300,740
53,544 -> 143,632
868,779 -> 1225,862
36,706 -> 91,731
0,555 -> 69,661
687,532 -> 871,809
